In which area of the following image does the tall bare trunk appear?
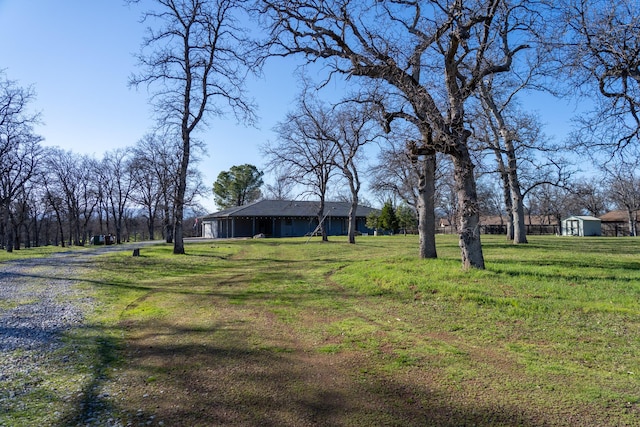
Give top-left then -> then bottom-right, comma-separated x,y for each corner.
497,163 -> 514,241
510,179 -> 527,243
347,196 -> 357,244
316,197 -> 328,242
505,141 -> 527,244
147,205 -> 155,240
627,208 -> 637,237
163,199 -> 173,244
3,204 -> 13,253
173,137 -> 189,254
417,154 -> 437,259
452,150 -> 485,270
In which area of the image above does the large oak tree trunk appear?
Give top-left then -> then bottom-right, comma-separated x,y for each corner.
417,154 -> 437,259
452,150 -> 485,270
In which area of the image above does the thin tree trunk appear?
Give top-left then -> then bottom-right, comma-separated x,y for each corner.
147,205 -> 155,240
497,163 -> 514,241
57,216 -> 65,248
510,180 -> 527,244
13,222 -> 20,250
32,215 -> 38,248
163,198 -> 173,243
347,195 -> 357,244
505,141 -> 527,244
4,205 -> 13,253
627,208 -> 636,237
316,197 -> 328,242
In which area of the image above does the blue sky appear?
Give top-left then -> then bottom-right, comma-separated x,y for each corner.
0,1 -> 581,212
0,0 -> 305,212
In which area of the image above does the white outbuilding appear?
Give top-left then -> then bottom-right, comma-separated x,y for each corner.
561,215 -> 602,236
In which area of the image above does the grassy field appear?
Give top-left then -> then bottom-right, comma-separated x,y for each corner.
5,235 -> 640,426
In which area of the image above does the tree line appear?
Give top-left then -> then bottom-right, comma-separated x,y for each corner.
3,0 -> 639,269
0,87 -> 205,251
257,0 -> 640,269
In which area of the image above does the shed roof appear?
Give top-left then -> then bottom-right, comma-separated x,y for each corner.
203,199 -> 379,219
563,215 -> 601,222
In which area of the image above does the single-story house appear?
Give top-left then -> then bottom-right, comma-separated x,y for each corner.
201,200 -> 379,238
561,215 -> 602,236
598,210 -> 639,236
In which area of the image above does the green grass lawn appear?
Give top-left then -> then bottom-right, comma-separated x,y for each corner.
0,244 -> 88,262
5,235 -> 640,426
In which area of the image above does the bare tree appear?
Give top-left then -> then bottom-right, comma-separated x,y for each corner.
570,177 -> 609,217
265,94 -> 339,241
370,132 -> 421,210
604,159 -> 640,236
130,132 -> 180,240
100,149 -> 135,244
130,138 -> 163,240
0,74 -> 43,252
526,183 -> 570,234
371,121 -> 439,258
436,159 -> 460,235
325,101 -> 379,244
474,80 -> 548,244
42,149 -> 100,246
259,0 -> 547,268
263,168 -> 295,200
130,0 -> 257,254
561,0 -> 640,155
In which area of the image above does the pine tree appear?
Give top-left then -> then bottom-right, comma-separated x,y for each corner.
379,201 -> 399,234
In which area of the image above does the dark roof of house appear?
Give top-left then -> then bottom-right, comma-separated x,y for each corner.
599,210 -> 640,222
203,200 -> 379,219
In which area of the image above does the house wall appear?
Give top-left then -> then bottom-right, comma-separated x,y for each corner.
202,216 -> 373,238
601,221 -> 639,237
582,221 -> 601,236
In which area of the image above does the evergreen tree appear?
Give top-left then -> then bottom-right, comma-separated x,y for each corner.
379,201 -> 399,234
366,211 -> 380,232
396,204 -> 417,235
213,164 -> 264,209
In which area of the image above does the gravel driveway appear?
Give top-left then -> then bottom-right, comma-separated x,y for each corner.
0,244 -> 155,427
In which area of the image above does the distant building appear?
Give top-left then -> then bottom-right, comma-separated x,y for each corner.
561,215 -> 602,236
479,215 -> 559,235
599,210 -> 640,236
201,200 -> 378,238
438,215 -> 560,235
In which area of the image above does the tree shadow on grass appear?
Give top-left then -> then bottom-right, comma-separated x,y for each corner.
56,317 -> 559,427
57,332 -> 120,427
